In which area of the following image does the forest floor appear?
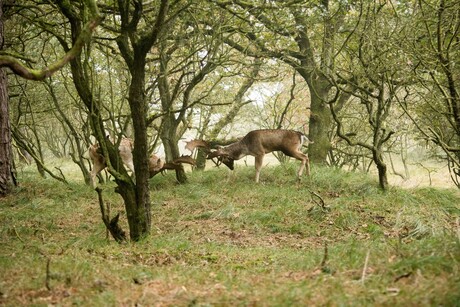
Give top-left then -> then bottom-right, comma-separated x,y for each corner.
1,162 -> 459,306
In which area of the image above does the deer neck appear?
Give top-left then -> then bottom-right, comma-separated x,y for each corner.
223,142 -> 247,160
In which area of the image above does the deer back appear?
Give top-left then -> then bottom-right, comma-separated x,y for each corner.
240,130 -> 303,155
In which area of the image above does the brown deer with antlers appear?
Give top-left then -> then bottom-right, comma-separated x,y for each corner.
186,129 -> 312,183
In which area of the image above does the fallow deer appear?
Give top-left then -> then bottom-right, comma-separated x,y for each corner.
88,138 -> 135,187
186,129 -> 312,183
89,138 -> 197,186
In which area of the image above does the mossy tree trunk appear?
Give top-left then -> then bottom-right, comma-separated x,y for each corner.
160,114 -> 187,183
113,0 -> 170,240
302,77 -> 332,164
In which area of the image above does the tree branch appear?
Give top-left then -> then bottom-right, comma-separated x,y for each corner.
0,3 -> 101,80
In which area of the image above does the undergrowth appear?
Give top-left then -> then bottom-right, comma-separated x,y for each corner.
1,163 -> 459,306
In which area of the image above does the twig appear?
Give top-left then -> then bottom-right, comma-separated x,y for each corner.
54,167 -> 67,183
45,258 -> 51,291
361,249 -> 371,284
320,242 -> 328,271
308,190 -> 329,211
106,202 -> 110,241
13,226 -> 24,242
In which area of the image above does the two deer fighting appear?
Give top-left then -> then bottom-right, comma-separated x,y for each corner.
88,129 -> 312,186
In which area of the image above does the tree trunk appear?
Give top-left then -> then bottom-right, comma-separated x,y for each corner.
161,114 -> 187,183
57,1 -> 151,241
0,1 -> 16,196
0,68 -> 15,196
122,59 -> 152,239
195,149 -> 207,170
306,78 -> 332,164
373,149 -> 388,191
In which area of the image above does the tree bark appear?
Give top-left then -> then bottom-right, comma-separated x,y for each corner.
373,149 -> 388,191
122,58 -> 152,238
307,79 -> 332,164
0,0 -> 16,196
0,68 -> 15,196
113,0 -> 170,240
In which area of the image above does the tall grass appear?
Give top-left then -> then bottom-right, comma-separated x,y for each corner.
1,163 -> 459,306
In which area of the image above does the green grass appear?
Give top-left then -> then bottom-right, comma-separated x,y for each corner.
1,163 -> 460,306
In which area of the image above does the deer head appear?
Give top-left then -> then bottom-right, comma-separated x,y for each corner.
207,147 -> 235,170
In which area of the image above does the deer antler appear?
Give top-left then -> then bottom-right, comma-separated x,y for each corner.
149,155 -> 197,178
185,139 -> 210,153
172,155 -> 196,166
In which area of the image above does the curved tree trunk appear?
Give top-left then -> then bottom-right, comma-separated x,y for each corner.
373,149 -> 388,191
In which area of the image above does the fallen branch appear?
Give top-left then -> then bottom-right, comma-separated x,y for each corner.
13,226 -> 24,243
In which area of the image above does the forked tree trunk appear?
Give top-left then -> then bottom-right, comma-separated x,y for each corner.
55,0 -> 160,241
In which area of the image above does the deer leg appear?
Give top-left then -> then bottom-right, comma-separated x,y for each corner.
126,160 -> 135,174
90,172 -> 97,188
90,165 -> 105,188
254,155 -> 264,183
290,151 -> 310,178
304,153 -> 310,176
